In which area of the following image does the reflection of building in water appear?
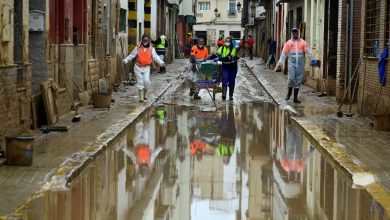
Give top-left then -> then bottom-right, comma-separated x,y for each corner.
268,106 -> 387,220
236,103 -> 273,219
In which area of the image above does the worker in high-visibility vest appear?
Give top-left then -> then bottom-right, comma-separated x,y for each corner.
123,34 -> 165,102
152,33 -> 169,73
189,38 -> 209,99
206,37 -> 238,101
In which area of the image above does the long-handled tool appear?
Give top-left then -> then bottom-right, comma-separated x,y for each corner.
73,80 -> 90,106
345,69 -> 360,117
60,71 -> 82,122
41,126 -> 69,134
337,54 -> 364,117
50,43 -> 82,122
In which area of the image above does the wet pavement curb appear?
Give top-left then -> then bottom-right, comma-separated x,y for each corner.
291,117 -> 390,217
243,60 -> 285,106
244,58 -> 390,217
4,73 -> 186,219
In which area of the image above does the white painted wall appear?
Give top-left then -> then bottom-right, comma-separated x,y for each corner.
196,0 -> 241,23
120,0 -> 127,7
137,0 -> 145,43
151,0 -> 157,39
179,0 -> 193,16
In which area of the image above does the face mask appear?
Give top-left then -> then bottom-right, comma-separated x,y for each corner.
198,44 -> 204,48
142,41 -> 150,47
293,36 -> 299,40
225,42 -> 231,47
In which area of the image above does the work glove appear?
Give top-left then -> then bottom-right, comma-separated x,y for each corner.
220,57 -> 229,62
123,59 -> 128,64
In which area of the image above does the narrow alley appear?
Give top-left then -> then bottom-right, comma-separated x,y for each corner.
1,0 -> 390,220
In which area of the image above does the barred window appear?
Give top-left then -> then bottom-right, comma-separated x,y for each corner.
387,0 -> 390,43
198,2 -> 210,11
229,0 -> 236,13
365,0 -> 380,56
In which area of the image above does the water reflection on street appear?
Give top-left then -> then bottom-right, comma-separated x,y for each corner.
20,103 -> 388,220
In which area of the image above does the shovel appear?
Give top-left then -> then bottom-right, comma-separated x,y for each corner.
73,80 -> 90,106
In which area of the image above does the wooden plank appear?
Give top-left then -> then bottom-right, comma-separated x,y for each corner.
41,81 -> 58,125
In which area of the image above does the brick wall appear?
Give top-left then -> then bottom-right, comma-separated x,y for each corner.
0,66 -> 31,148
358,0 -> 390,115
87,60 -> 100,94
336,0 -> 348,101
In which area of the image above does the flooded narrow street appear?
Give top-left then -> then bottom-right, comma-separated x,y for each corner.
17,102 -> 388,220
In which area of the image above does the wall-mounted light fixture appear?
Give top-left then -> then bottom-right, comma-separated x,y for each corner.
214,8 -> 220,17
236,2 -> 242,13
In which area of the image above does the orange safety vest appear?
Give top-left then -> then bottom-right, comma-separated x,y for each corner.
136,145 -> 151,164
190,139 -> 206,155
136,45 -> 153,67
217,39 -> 225,47
191,45 -> 209,59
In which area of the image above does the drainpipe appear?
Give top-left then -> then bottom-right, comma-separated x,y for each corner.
345,0 -> 354,99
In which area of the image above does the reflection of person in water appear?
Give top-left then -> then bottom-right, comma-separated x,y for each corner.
190,139 -> 206,161
217,105 -> 236,165
279,124 -> 314,179
153,104 -> 167,125
188,111 -> 216,161
124,120 -> 162,176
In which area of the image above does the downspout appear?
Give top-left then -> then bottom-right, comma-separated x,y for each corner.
345,0 -> 354,99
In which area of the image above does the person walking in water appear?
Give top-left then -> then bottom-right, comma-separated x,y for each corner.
274,28 -> 314,103
189,38 -> 209,100
206,37 -> 238,101
152,33 -> 169,73
123,34 -> 165,102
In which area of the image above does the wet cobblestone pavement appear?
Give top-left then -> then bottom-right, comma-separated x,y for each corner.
0,60 -> 187,217
1,58 -> 390,219
246,57 -> 390,217
7,103 -> 388,220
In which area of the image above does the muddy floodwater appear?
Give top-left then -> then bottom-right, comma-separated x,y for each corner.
13,102 -> 388,220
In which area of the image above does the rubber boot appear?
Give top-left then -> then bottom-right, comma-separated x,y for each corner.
139,89 -> 144,102
229,87 -> 234,101
159,66 -> 166,74
222,86 -> 227,100
293,88 -> 301,103
194,93 -> 201,100
285,87 -> 293,100
144,88 -> 148,100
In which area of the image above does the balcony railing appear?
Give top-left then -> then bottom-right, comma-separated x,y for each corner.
227,10 -> 237,17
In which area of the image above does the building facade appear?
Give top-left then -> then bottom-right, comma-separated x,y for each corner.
250,0 -> 390,117
193,0 -> 243,52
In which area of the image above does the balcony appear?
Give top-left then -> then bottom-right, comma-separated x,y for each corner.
227,10 -> 237,17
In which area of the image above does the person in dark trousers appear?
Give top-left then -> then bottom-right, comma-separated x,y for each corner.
206,37 -> 238,101
246,35 -> 255,60
152,33 -> 168,73
266,39 -> 276,69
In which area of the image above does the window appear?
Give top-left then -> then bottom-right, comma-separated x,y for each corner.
387,0 -> 390,43
229,31 -> 241,39
198,2 -> 210,11
229,0 -> 236,15
365,0 -> 380,56
219,30 -> 225,37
